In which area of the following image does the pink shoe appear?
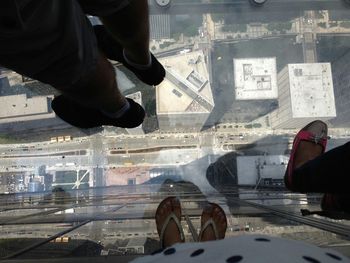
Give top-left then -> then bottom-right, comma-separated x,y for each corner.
284,120 -> 328,191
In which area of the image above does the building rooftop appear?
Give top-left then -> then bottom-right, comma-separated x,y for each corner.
156,50 -> 214,114
0,94 -> 54,123
106,167 -> 151,186
150,14 -> 171,39
287,63 -> 336,118
234,58 -> 278,100
237,155 -> 289,186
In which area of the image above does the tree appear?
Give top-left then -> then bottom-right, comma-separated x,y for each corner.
211,14 -> 224,23
267,22 -> 292,32
340,21 -> 350,28
318,22 -> 327,29
184,25 -> 199,37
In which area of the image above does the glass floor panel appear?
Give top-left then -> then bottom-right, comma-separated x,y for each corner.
0,0 -> 350,261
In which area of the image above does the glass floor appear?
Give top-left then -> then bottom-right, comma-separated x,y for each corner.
0,0 -> 350,261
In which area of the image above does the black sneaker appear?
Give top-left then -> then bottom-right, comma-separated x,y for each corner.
94,25 -> 165,86
51,95 -> 145,129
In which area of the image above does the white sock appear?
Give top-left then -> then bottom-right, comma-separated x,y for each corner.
101,100 -> 130,119
123,49 -> 152,70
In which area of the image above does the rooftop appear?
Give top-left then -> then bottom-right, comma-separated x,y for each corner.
287,63 -> 337,118
126,91 -> 142,106
0,94 -> 54,123
156,50 -> 214,114
237,155 -> 289,186
234,58 -> 278,100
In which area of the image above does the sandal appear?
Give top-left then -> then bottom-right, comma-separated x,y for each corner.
199,203 -> 227,241
155,197 -> 185,248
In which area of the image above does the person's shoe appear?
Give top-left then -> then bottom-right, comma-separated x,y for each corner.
284,120 -> 328,191
94,25 -> 165,86
51,95 -> 145,129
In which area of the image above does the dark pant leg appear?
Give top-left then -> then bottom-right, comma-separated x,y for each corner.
291,141 -> 350,194
321,194 -> 350,214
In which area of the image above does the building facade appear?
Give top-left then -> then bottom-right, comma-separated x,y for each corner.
270,63 -> 336,129
330,50 -> 350,127
237,155 -> 289,188
156,51 -> 215,132
0,93 -> 70,133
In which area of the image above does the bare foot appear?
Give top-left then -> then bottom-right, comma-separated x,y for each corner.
155,197 -> 184,248
199,203 -> 227,242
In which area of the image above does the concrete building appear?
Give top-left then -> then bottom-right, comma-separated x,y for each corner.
270,63 -> 336,129
125,92 -> 145,135
237,155 -> 289,188
0,94 -> 54,123
154,0 -> 171,8
234,58 -> 278,100
0,94 -> 69,133
330,50 -> 350,127
148,0 -> 171,39
150,14 -> 171,39
0,75 -> 10,94
106,167 -> 151,186
156,50 -> 215,131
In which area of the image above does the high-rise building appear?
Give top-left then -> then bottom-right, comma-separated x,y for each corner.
0,75 -> 10,95
237,155 -> 288,188
330,50 -> 350,127
0,94 -> 69,133
150,14 -> 171,39
270,63 -> 336,129
148,0 -> 171,40
234,58 -> 278,100
156,50 -> 215,131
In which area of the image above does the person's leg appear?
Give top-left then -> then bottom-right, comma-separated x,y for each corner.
99,0 -> 151,66
291,141 -> 350,193
321,194 -> 350,214
78,0 -> 165,86
57,52 -> 126,113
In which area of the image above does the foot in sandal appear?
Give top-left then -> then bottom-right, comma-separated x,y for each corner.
155,197 -> 185,248
199,203 -> 227,242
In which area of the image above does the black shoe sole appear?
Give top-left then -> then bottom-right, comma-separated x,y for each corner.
52,95 -> 145,129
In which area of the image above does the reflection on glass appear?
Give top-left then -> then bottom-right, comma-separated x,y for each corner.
0,0 -> 349,260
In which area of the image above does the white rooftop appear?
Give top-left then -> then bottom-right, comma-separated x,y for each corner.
287,63 -> 336,118
237,155 -> 289,186
234,58 -> 278,100
156,50 -> 214,114
126,91 -> 142,106
0,94 -> 52,121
